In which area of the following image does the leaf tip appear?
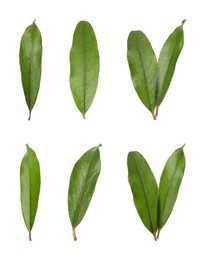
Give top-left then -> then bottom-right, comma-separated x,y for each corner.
98,144 -> 102,148
182,19 -> 186,26
26,144 -> 29,150
182,144 -> 186,149
33,19 -> 36,25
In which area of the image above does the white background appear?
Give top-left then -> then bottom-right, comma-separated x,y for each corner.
0,0 -> 205,259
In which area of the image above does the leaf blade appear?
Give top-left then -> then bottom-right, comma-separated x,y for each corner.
20,144 -> 41,240
70,21 -> 100,118
68,145 -> 101,239
19,21 -> 42,120
158,146 -> 186,229
127,31 -> 157,116
127,151 -> 158,237
156,20 -> 185,107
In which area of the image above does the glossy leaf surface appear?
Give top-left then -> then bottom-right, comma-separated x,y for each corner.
19,21 -> 42,120
70,21 -> 100,118
127,21 -> 185,119
20,144 -> 41,240
68,145 -> 101,240
127,31 -> 157,116
156,20 -> 185,106
158,146 -> 185,229
128,151 -> 158,237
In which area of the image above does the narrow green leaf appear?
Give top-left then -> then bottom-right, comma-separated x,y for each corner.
68,145 -> 102,240
127,151 -> 158,239
127,31 -> 157,119
70,21 -> 100,119
19,20 -> 42,120
20,144 -> 41,241
158,145 -> 186,231
156,20 -> 185,107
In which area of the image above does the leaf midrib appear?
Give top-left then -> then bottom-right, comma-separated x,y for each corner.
82,25 -> 87,115
72,151 -> 96,227
157,29 -> 182,104
135,37 -> 153,111
133,154 -> 156,234
159,155 -> 181,227
27,152 -> 32,231
28,25 -> 34,111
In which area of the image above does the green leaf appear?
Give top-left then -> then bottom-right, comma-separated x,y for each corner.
127,31 -> 157,119
70,21 -> 100,119
158,145 -> 186,231
127,151 -> 158,239
20,144 -> 41,241
19,20 -> 42,120
68,145 -> 102,240
156,20 -> 186,107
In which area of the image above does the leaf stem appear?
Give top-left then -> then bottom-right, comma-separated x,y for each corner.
154,229 -> 160,241
152,112 -> 156,120
29,230 -> 32,241
155,106 -> 159,119
156,229 -> 160,240
28,111 -> 31,121
72,228 -> 77,241
82,114 -> 86,119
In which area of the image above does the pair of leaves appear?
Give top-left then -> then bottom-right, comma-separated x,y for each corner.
20,144 -> 101,241
19,21 -> 42,120
127,146 -> 186,240
70,21 -> 100,119
68,145 -> 102,240
20,20 -> 99,120
127,20 -> 185,119
20,145 -> 41,241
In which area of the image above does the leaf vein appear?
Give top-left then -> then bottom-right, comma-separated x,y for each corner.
135,37 -> 152,111
72,152 -> 96,227
82,25 -> 87,115
160,155 -> 181,227
157,30 -> 182,102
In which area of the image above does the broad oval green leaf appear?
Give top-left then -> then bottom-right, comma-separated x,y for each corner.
156,20 -> 185,107
20,144 -> 41,241
70,21 -> 100,119
127,151 -> 158,239
19,20 -> 42,120
158,145 -> 186,230
127,31 -> 157,119
68,145 -> 101,240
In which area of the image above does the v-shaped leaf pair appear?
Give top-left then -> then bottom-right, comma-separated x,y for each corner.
127,20 -> 185,119
127,145 -> 186,240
